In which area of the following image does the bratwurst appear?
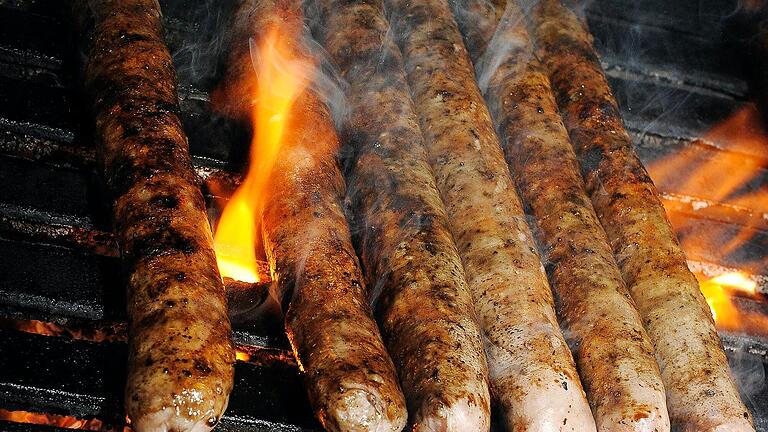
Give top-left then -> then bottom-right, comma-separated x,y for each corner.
81,1 -> 234,431
314,0 -> 492,429
528,1 -> 754,430
232,0 -> 408,430
451,1 -> 670,430
385,0 -> 596,429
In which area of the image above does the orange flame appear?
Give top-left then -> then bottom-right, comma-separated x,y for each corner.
0,409 -> 130,431
648,105 -> 768,334
649,106 -> 768,267
0,318 -> 126,343
235,349 -> 252,362
699,272 -> 756,324
697,271 -> 768,336
213,26 -> 314,283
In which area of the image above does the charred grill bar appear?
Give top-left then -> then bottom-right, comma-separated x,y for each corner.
0,0 -> 766,431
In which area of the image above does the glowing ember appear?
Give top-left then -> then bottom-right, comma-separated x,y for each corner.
3,317 -> 269,363
0,318 -> 126,343
235,349 -> 251,362
213,25 -> 314,283
0,409 -> 130,431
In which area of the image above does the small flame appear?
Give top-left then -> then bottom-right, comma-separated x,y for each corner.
697,271 -> 768,337
213,25 -> 313,283
0,409 -> 130,431
648,105 -> 767,336
235,349 -> 251,362
0,318 -> 126,343
699,272 -> 756,324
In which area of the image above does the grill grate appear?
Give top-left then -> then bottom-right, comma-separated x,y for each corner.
0,0 -> 766,430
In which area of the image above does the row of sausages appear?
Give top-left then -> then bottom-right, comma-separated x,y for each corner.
79,0 -> 754,431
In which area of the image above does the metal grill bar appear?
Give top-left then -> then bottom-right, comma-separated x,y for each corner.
0,329 -> 317,431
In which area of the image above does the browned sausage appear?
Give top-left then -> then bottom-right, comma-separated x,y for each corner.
451,1 -> 670,430
527,1 -> 754,430
313,0 -> 492,429
384,0 -> 597,429
230,1 -> 408,430
81,1 -> 234,431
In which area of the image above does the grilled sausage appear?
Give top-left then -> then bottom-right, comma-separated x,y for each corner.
232,1 -> 407,430
451,2 -> 670,430
385,0 -> 597,429
81,1 -> 234,431
527,1 -> 755,430
448,0 -> 505,64
313,0 -> 492,429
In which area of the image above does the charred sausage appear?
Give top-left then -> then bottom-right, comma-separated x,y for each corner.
451,1 -> 670,430
313,0 -> 492,429
528,1 -> 754,430
81,1 -> 234,431
232,1 -> 408,430
384,0 -> 597,429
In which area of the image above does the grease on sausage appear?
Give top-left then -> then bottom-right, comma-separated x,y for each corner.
528,1 -> 754,430
314,0 -> 492,429
385,0 -> 597,429
81,1 -> 234,431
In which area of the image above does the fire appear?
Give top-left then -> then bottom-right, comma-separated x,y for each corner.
235,349 -> 251,362
0,318 -> 126,343
213,25 -> 313,283
697,271 -> 768,337
699,272 -> 756,324
647,105 -> 767,335
649,105 -> 768,269
0,409 -> 130,431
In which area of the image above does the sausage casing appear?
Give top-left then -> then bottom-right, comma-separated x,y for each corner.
528,1 -> 754,430
451,2 -> 670,429
385,0 -> 597,429
82,1 -> 234,431
230,1 -> 408,430
314,0 -> 492,429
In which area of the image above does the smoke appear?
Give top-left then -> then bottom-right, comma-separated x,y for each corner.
163,0 -> 239,91
302,0 -> 403,309
218,2 -> 349,127
245,33 -> 347,124
472,1 -> 530,93
299,37 -> 350,129
723,337 -> 768,429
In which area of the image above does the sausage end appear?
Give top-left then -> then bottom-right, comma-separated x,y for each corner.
597,407 -> 670,432
319,387 -> 407,432
498,376 -> 597,432
411,395 -> 491,432
128,394 -> 229,432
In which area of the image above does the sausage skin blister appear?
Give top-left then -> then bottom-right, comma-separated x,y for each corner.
81,1 -> 234,431
314,0 -> 492,429
451,1 -> 670,430
384,0 -> 597,429
528,1 -> 754,430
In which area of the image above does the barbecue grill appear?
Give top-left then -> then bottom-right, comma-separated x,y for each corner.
0,0 -> 766,430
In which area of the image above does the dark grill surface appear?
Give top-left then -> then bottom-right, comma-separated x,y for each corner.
0,0 -> 766,431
